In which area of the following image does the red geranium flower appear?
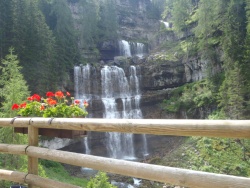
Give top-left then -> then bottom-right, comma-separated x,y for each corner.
12,104 -> 19,110
46,91 -> 54,98
20,102 -> 26,108
83,100 -> 88,107
47,98 -> 57,106
55,91 -> 64,99
32,94 -> 41,101
74,100 -> 80,105
27,96 -> 34,101
66,92 -> 70,96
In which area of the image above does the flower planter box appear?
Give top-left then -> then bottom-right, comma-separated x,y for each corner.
14,127 -> 87,139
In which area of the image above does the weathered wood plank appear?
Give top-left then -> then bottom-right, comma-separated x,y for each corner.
0,144 -> 27,155
28,126 -> 38,188
0,169 -> 81,188
4,118 -> 250,138
2,143 -> 250,188
26,146 -> 250,188
0,169 -> 26,184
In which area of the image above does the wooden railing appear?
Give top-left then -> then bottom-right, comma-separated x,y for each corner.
1,118 -> 250,188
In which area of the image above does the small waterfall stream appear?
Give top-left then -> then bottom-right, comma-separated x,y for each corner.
119,40 -> 132,57
119,40 -> 146,58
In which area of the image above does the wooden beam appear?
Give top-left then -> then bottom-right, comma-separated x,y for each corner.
0,169 -> 81,188
6,118 -> 250,138
0,169 -> 26,184
28,125 -> 38,188
4,118 -> 250,138
2,143 -> 250,188
25,174 -> 81,188
25,146 -> 250,188
0,144 -> 27,155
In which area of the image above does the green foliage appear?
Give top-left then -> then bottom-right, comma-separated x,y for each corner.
186,137 -> 250,176
98,0 -> 118,41
163,80 -> 217,114
17,101 -> 43,117
172,0 -> 193,34
163,86 -> 185,113
218,1 -> 247,119
42,101 -> 88,118
161,0 -> 250,119
0,48 -> 30,118
87,172 -> 117,188
40,159 -> 88,187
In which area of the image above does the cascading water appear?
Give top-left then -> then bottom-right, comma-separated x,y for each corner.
83,137 -> 90,155
74,64 -> 92,100
160,20 -> 170,28
119,40 -> 146,58
129,66 -> 148,156
101,66 -> 135,159
74,65 -> 92,154
134,43 -> 145,58
74,64 -> 148,159
119,40 -> 132,57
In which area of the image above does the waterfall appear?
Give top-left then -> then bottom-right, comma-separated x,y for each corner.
119,40 -> 132,57
129,66 -> 148,156
101,66 -> 136,159
134,43 -> 145,58
160,20 -> 170,28
74,65 -> 92,154
83,137 -> 90,155
74,64 -> 148,159
119,40 -> 146,58
74,64 -> 92,100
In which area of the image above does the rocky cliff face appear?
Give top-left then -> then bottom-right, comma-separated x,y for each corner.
115,0 -> 160,41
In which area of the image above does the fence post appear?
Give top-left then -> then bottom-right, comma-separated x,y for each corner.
28,123 -> 38,188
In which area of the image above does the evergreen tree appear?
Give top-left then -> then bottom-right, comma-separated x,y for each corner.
242,0 -> 250,118
0,48 -> 29,187
78,0 -> 100,50
0,47 -> 29,117
98,0 -> 118,41
194,0 -> 220,58
172,0 -> 193,34
0,0 -> 12,59
48,0 -> 81,77
219,0 -> 246,119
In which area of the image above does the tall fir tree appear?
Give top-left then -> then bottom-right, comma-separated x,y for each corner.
219,0 -> 246,119
0,48 -> 29,187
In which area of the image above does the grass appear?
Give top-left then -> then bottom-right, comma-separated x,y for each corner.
40,159 -> 88,187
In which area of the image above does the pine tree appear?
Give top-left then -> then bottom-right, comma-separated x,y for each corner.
98,0 -> 118,41
219,0 -> 246,119
242,0 -> 250,118
172,0 -> 193,34
0,47 -> 29,117
0,48 -> 29,187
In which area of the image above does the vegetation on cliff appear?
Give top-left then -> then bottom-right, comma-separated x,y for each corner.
160,0 -> 250,181
161,0 -> 250,120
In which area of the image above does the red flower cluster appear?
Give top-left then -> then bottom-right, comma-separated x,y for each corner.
11,91 -> 87,111
27,94 -> 41,101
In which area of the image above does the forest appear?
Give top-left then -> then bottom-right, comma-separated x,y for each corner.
0,0 -> 250,187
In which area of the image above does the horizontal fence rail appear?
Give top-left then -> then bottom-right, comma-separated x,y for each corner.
0,169 -> 80,188
1,143 -> 250,188
1,118 -> 250,188
2,117 -> 250,138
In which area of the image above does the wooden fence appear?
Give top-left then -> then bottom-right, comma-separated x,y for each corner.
1,118 -> 250,188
